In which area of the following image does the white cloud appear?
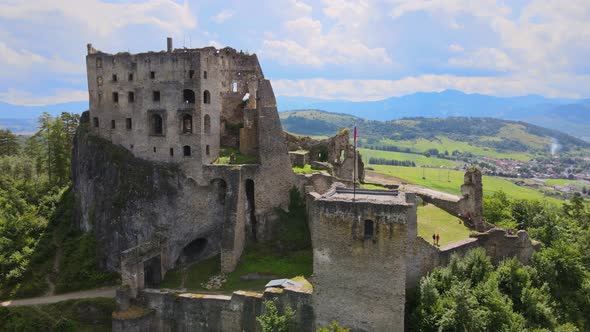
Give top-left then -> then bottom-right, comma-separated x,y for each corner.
261,1 -> 393,67
0,0 -> 197,37
0,88 -> 88,106
448,48 -> 514,71
448,43 -> 464,53
211,9 -> 234,23
0,42 -> 84,76
272,73 -> 590,101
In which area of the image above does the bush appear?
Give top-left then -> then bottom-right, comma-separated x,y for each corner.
256,299 -> 296,332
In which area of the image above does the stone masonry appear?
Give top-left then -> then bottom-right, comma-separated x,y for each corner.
75,39 -> 296,295
307,185 -> 417,332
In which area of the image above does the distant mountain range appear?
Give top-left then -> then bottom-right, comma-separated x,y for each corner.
0,90 -> 588,140
276,90 -> 590,140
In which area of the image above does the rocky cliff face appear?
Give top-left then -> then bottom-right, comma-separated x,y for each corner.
72,113 -> 225,272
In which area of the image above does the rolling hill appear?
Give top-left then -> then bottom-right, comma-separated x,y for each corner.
280,110 -> 590,160
276,90 -> 590,140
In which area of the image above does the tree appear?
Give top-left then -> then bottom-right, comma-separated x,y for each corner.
256,299 -> 296,332
0,129 -> 19,156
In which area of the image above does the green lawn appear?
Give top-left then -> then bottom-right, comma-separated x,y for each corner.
544,179 -> 588,188
370,165 -> 561,202
373,136 -> 533,161
160,247 -> 312,293
417,204 -> 471,246
359,148 -> 456,167
293,164 -> 321,174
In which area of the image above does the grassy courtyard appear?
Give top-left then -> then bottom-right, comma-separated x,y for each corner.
417,204 -> 471,246
160,247 -> 312,293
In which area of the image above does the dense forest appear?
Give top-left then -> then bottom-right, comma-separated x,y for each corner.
0,113 -> 117,300
411,193 -> 590,331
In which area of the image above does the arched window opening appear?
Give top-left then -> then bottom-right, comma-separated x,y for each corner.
183,145 -> 191,157
183,89 -> 195,104
182,114 -> 193,133
151,114 -> 163,135
203,90 -> 211,104
204,114 -> 211,134
176,238 -> 207,265
364,220 -> 374,239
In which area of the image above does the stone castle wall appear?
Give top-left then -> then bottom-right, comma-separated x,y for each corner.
309,188 -> 416,332
112,288 -> 313,332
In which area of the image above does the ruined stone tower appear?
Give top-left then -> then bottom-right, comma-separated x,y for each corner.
459,167 -> 484,230
75,39 -> 295,293
307,185 -> 417,331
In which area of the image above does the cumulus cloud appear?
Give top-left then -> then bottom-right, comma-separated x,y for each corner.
0,0 -> 197,36
0,42 -> 84,76
272,73 -> 590,101
448,48 -> 514,72
261,0 -> 393,67
0,88 -> 88,106
211,9 -> 234,23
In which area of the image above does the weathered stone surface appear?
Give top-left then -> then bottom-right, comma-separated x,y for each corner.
113,288 -> 313,332
76,41 -> 296,292
285,130 -> 364,181
309,185 -> 416,332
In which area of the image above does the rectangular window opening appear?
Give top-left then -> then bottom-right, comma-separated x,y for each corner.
170,148 -> 174,156
112,92 -> 119,103
111,120 -> 116,129
150,71 -> 156,79
93,117 -> 99,128
153,91 -> 160,102
189,70 -> 195,79
112,74 -> 117,82
203,71 -> 207,79
126,118 -> 132,130
128,92 -> 135,103
128,73 -> 134,81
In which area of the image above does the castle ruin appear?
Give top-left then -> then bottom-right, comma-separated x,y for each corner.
73,40 -> 540,331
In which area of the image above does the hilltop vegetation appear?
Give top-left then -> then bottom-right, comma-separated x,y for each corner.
0,113 -> 117,300
280,110 -> 590,159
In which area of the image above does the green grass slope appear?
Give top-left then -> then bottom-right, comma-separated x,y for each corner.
280,110 -> 590,159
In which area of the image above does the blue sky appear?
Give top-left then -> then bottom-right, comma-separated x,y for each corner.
0,0 -> 589,105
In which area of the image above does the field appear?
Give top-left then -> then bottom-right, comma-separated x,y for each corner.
359,148 -> 456,167
544,178 -> 589,188
371,136 -> 533,161
370,165 -> 561,202
417,204 -> 471,246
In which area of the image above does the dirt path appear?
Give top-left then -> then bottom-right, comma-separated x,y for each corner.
44,231 -> 64,296
1,286 -> 117,307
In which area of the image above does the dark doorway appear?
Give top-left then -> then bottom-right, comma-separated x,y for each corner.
183,89 -> 195,104
211,178 -> 227,205
143,255 -> 162,288
364,220 -> 374,239
177,238 -> 208,265
183,145 -> 191,157
245,179 -> 257,242
151,114 -> 163,135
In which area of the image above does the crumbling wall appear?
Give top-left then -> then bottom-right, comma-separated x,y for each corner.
285,130 -> 364,182
112,288 -> 313,332
415,168 -> 487,231
406,228 -> 539,289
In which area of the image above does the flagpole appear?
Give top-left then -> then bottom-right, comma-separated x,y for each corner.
353,125 -> 357,202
